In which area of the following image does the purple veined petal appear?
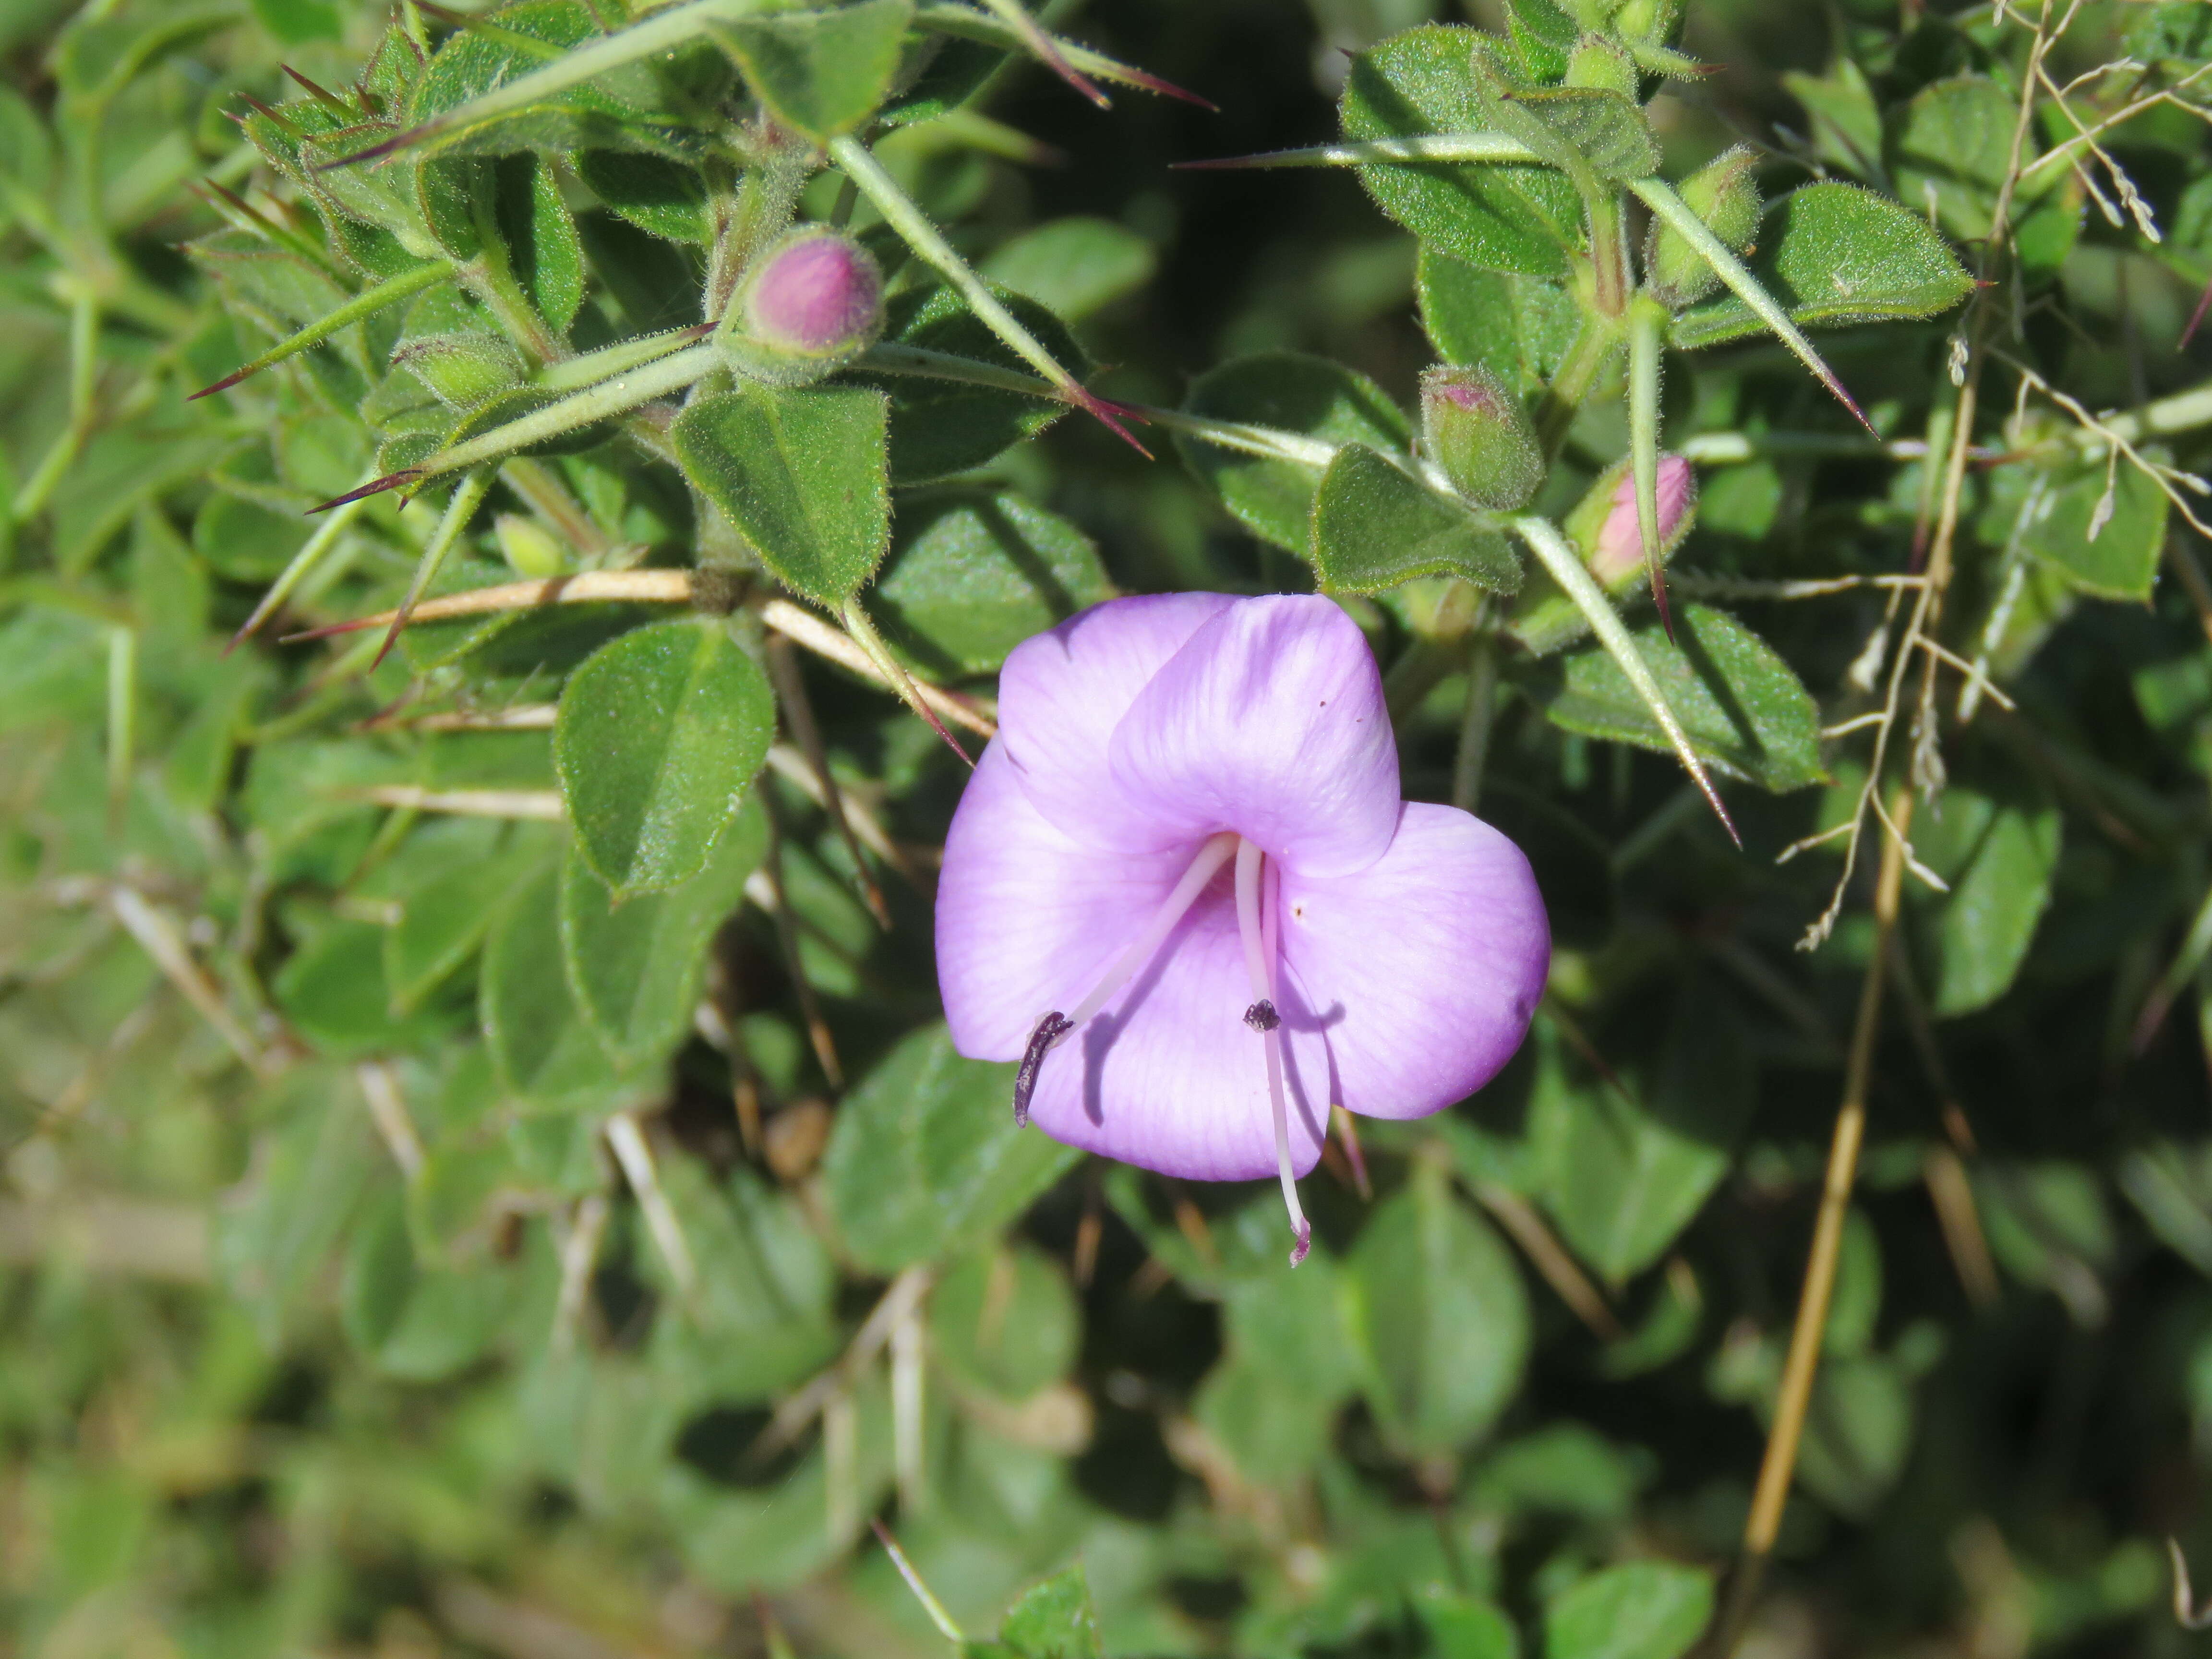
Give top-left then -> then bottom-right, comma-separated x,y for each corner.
1108,595 -> 1401,879
996,592 -> 1237,852
1276,802 -> 1548,1119
937,742 -> 1329,1181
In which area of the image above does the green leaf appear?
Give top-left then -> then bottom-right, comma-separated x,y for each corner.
711,0 -> 914,141
1474,71 -> 1659,185
498,151 -> 585,334
997,1567 -> 1103,1659
2019,455 -> 2170,602
382,818 -> 557,1012
857,283 -> 1087,484
644,1160 -> 841,1401
870,490 -> 1113,677
1417,1590 -> 1521,1659
1503,0 -> 1576,81
1533,603 -> 1826,793
481,862 -> 629,1103
405,0 -> 726,160
559,800 -> 766,1069
1194,1250 -> 1358,1481
980,216 -> 1155,323
930,1244 -> 1079,1404
576,149 -> 711,241
1527,990 -> 1755,1285
1310,442 -> 1523,595
1780,59 -> 1883,181
275,920 -> 464,1058
1178,351 -> 1408,553
1340,25 -> 1582,276
671,385 -> 891,608
1417,251 -> 1576,391
1887,73 -> 2050,244
216,1067 -> 378,1344
1344,1155 -> 1529,1457
1543,1563 -> 1712,1659
1911,780 -> 2061,1018
1671,183 -> 1973,349
553,619 -> 775,897
820,1023 -> 1081,1274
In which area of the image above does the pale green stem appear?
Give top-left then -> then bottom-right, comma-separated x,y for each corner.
1629,176 -> 1872,435
349,0 -> 769,159
14,290 -> 101,523
1511,515 -> 1739,847
417,344 -> 718,478
377,467 -> 496,666
1536,314 -> 1622,457
827,133 -> 1094,410
229,496 -> 370,650
195,260 -> 457,397
535,325 -> 710,394
1589,190 -> 1630,319
710,136 -> 816,337
913,1 -> 1222,102
106,624 -> 135,819
1628,293 -> 1667,606
1453,632 -> 1499,813
1178,133 -> 1540,169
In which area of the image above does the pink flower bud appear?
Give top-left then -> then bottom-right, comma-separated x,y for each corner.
1420,365 -> 1543,511
726,228 -> 884,385
1590,453 -> 1695,585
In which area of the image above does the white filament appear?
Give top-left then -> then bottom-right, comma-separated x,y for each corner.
1235,836 -> 1310,1265
1064,831 -> 1238,1030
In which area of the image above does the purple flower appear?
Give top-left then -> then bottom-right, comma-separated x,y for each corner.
935,594 -> 1550,1262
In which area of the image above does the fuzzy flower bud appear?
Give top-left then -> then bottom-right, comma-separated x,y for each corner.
723,227 -> 884,387
494,512 -> 565,578
1420,365 -> 1544,511
1580,453 -> 1696,586
1565,33 -> 1636,96
1645,144 -> 1762,309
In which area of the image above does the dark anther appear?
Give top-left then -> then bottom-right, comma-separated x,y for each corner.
1243,999 -> 1280,1033
1013,1011 -> 1073,1127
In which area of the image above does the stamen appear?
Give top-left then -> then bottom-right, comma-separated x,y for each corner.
1235,837 -> 1310,1266
1011,830 -> 1239,1125
1065,831 -> 1239,1030
1013,1012 -> 1072,1127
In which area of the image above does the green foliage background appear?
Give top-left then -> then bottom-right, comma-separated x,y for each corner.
2,0 -> 2211,1654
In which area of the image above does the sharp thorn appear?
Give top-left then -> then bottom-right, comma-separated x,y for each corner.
282,64 -> 351,111
312,470 -> 421,511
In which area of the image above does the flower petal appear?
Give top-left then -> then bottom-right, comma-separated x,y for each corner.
1276,802 -> 1548,1119
996,591 -> 1237,851
937,740 -> 1188,1059
937,743 -> 1329,1182
1107,595 -> 1400,878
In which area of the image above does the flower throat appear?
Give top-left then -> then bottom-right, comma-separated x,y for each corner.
1012,830 -> 1312,1265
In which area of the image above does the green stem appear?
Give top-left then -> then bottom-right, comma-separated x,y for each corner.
1173,133 -> 1540,170
228,496 -> 371,650
1536,313 -> 1622,457
193,260 -> 457,399
1629,176 -> 1871,434
827,134 -> 1107,424
1627,292 -> 1667,608
1511,515 -> 1739,847
1588,191 -> 1630,319
417,344 -> 719,480
1453,632 -> 1499,813
375,467 -> 497,668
